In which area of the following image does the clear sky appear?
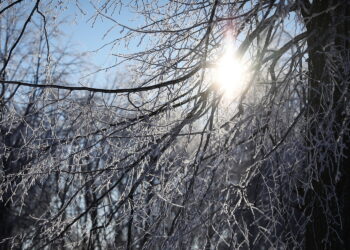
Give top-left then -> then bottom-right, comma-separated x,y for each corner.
60,1 -> 138,88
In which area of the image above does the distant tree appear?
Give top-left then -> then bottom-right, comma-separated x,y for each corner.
0,1 -> 88,249
0,0 -> 349,249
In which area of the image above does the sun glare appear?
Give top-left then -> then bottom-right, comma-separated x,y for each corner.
212,36 -> 250,100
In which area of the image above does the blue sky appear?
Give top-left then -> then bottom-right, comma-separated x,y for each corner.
60,1 -> 138,87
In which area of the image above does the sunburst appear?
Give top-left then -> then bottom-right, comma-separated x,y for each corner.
212,35 -> 250,100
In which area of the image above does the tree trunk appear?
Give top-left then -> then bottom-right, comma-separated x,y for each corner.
0,203 -> 12,250
303,0 -> 350,249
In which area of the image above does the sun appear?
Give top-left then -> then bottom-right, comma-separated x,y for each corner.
211,36 -> 250,100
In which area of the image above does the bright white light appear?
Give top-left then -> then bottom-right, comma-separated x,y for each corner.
212,36 -> 250,100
